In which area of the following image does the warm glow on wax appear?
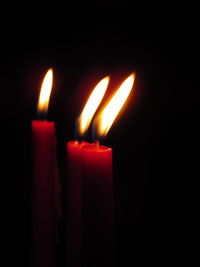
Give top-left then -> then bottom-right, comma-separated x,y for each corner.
97,73 -> 135,137
78,76 -> 110,136
37,68 -> 53,115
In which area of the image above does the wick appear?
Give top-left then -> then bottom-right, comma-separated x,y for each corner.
37,111 -> 46,121
77,140 -> 82,145
95,140 -> 99,149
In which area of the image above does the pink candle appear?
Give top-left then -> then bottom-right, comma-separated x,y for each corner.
66,140 -> 89,267
81,144 -> 114,267
32,120 -> 57,267
81,73 -> 135,267
66,76 -> 110,267
31,69 -> 58,267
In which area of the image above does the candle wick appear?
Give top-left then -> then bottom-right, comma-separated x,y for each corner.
37,110 -> 47,121
95,140 -> 99,148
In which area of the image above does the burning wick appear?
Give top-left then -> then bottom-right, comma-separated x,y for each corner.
95,140 -> 100,149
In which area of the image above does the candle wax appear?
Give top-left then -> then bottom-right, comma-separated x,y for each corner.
31,120 -> 57,267
66,140 -> 89,267
81,144 -> 115,267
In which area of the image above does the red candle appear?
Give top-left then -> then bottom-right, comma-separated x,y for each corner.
31,69 -> 58,267
66,140 -> 89,267
66,76 -> 110,267
81,144 -> 114,267
81,73 -> 136,267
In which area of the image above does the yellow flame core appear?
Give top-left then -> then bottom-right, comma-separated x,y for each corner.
78,76 -> 110,136
97,73 -> 135,137
37,69 -> 53,114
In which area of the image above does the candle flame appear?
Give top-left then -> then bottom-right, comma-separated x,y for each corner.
37,68 -> 53,116
78,76 -> 110,136
96,73 -> 135,137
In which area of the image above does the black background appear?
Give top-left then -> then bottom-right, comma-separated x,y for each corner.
1,3 -> 200,266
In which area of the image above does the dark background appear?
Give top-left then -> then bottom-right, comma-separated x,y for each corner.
1,4 -> 200,266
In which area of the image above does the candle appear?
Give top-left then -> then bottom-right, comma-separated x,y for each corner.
31,69 -> 58,267
81,144 -> 114,267
66,140 -> 89,267
66,76 -> 110,267
81,73 -> 135,267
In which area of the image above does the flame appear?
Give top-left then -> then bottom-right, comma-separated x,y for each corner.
37,68 -> 53,115
96,73 -> 135,137
78,76 -> 110,136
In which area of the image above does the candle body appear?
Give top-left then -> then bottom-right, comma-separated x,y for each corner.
31,120 -> 57,267
66,140 -> 89,267
81,144 -> 115,267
